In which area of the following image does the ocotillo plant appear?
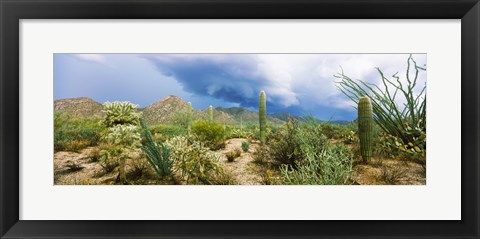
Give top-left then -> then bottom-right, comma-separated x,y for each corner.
209,105 -> 213,123
259,90 -> 267,144
358,96 -> 373,162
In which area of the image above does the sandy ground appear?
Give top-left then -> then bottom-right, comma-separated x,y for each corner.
216,138 -> 264,185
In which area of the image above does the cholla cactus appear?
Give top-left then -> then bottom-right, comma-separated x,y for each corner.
209,105 -> 214,123
358,96 -> 373,162
102,101 -> 141,127
101,101 -> 142,184
259,90 -> 267,144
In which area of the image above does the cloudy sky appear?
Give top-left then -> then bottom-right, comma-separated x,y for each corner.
54,53 -> 426,121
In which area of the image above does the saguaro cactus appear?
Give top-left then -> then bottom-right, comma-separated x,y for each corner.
209,105 -> 214,123
259,90 -> 267,144
358,96 -> 373,162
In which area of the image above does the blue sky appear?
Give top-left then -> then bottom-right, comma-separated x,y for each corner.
54,54 -> 426,121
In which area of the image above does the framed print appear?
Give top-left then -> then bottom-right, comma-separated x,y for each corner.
1,0 -> 479,238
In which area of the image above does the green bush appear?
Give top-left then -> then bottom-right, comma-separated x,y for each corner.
268,118 -> 354,184
280,144 -> 353,185
241,141 -> 250,152
318,123 -> 344,139
268,119 -> 303,166
166,136 -> 226,184
149,124 -> 187,139
225,127 -> 254,139
191,120 -> 225,150
54,112 -> 104,152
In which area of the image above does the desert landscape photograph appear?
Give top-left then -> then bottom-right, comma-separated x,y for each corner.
54,53 -> 426,185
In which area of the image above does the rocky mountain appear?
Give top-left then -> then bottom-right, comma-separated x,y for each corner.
54,97 -> 103,118
269,112 -> 298,122
215,106 -> 285,126
142,95 -> 192,124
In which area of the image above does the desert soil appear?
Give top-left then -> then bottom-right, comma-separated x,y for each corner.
216,138 -> 265,185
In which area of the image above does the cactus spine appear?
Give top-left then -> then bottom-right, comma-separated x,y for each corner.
259,90 -> 267,144
209,105 -> 213,123
358,96 -> 373,162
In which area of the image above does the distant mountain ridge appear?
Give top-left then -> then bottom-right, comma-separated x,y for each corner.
54,96 -> 351,125
54,97 -> 103,118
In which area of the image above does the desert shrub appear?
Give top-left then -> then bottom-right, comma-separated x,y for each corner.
253,146 -> 271,164
241,141 -> 250,152
268,118 -> 353,184
342,130 -> 357,144
318,123 -> 344,139
88,147 -> 101,162
166,136 -> 226,184
280,144 -> 354,185
127,157 -> 151,180
226,148 -> 242,162
377,132 -> 425,165
225,127 -> 254,139
336,55 -> 426,156
268,120 -> 303,166
54,112 -> 104,152
98,144 -> 120,173
140,120 -> 173,177
191,120 -> 225,150
149,124 -> 187,139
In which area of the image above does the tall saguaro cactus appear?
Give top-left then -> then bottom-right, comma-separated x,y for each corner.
358,96 -> 373,162
209,105 -> 214,123
259,90 -> 267,144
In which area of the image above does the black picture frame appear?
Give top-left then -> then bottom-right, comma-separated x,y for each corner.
1,0 -> 479,238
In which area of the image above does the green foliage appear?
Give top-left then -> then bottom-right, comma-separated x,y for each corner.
377,132 -> 425,162
268,118 -> 354,184
268,119 -> 303,166
171,102 -> 195,134
191,120 -> 225,150
318,123 -> 344,139
209,105 -> 214,122
259,90 -> 267,144
342,130 -> 357,144
140,120 -> 173,177
149,124 -> 187,139
336,55 -> 426,155
226,148 -> 242,162
98,144 -> 121,173
358,96 -> 374,162
241,141 -> 250,152
280,144 -> 353,185
101,101 -> 141,128
54,112 -> 104,152
166,136 -> 226,184
225,127 -> 254,139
